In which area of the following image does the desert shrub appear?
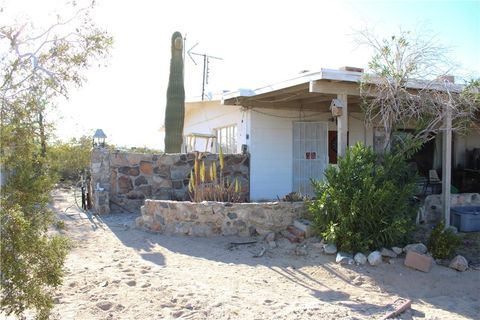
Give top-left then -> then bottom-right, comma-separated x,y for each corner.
0,132 -> 71,319
281,191 -> 310,202
308,143 -> 418,252
55,220 -> 67,230
1,206 -> 71,319
48,136 -> 92,182
428,222 -> 461,259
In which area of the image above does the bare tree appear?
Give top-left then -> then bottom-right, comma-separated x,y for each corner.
356,28 -> 479,151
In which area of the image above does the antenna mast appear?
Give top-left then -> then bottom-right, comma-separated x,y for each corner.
187,43 -> 223,101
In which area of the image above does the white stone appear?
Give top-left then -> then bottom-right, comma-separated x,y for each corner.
354,253 -> 367,265
324,243 -> 337,255
449,255 -> 468,272
367,251 -> 382,266
336,252 -> 354,265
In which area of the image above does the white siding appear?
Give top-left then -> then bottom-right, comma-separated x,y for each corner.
249,109 -> 371,200
184,100 -> 246,153
185,102 -> 374,201
249,110 -> 297,201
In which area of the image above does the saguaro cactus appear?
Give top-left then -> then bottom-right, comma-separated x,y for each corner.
164,31 -> 185,153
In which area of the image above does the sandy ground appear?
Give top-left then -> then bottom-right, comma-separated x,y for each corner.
49,188 -> 479,320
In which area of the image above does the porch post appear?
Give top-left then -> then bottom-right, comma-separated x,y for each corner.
442,103 -> 452,227
337,94 -> 348,157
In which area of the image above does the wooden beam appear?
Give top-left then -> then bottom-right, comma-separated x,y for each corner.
242,100 -> 302,109
299,95 -> 336,105
251,83 -> 309,100
442,103 -> 452,227
310,80 -> 360,96
337,94 -> 348,157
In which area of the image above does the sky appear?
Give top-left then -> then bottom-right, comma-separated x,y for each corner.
3,0 -> 480,149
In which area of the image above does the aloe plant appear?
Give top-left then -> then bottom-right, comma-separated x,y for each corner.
188,149 -> 242,202
164,31 -> 185,153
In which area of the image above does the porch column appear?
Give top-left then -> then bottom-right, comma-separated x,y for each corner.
337,94 -> 348,157
442,103 -> 452,227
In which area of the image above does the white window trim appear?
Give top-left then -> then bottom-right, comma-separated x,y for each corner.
215,124 -> 237,154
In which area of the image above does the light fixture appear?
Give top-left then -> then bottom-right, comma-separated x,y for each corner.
330,98 -> 344,117
93,129 -> 107,148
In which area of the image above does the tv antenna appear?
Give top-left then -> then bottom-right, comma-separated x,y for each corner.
187,43 -> 223,101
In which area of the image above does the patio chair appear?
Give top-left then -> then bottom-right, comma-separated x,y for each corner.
424,169 -> 442,195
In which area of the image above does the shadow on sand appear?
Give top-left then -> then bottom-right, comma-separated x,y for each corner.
97,210 -> 478,319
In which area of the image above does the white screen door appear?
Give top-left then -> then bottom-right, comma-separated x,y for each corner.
293,122 -> 328,196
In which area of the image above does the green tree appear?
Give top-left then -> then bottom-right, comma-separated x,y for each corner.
0,2 -> 112,318
48,135 -> 93,182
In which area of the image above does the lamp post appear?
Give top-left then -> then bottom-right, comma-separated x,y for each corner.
93,129 -> 107,148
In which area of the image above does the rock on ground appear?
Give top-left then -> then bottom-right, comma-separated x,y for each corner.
324,243 -> 337,255
392,247 -> 403,255
403,243 -> 428,254
368,251 -> 382,266
96,301 -> 113,311
336,252 -> 354,265
354,253 -> 367,265
381,248 -> 397,258
449,255 -> 469,272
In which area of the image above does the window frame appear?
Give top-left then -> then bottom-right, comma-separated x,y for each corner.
215,124 -> 237,154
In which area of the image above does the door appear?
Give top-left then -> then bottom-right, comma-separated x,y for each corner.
293,122 -> 328,196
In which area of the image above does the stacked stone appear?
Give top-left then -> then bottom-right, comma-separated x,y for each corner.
136,200 -> 305,237
91,148 -> 111,214
102,151 -> 250,213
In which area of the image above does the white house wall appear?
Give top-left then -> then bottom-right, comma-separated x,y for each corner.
248,108 -> 370,201
184,101 -> 246,153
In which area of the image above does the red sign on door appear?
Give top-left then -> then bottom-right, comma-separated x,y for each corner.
306,152 -> 317,160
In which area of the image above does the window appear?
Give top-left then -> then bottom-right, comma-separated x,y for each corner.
215,125 -> 237,154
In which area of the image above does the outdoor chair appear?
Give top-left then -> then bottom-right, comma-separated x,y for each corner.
424,169 -> 442,195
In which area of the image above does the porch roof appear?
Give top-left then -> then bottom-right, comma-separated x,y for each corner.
222,68 -> 361,110
222,67 -> 463,110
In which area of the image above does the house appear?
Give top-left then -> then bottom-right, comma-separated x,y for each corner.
184,67 -> 480,201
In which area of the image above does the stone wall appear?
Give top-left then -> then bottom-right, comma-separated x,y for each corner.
91,148 -> 111,214
136,200 -> 306,237
420,193 -> 480,224
91,148 -> 250,213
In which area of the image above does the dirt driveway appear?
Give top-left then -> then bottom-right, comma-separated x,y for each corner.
50,188 -> 479,319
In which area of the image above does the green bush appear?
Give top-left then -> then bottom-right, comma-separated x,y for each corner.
428,222 -> 460,259
1,206 -> 71,319
308,143 -> 418,252
48,136 -> 92,182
